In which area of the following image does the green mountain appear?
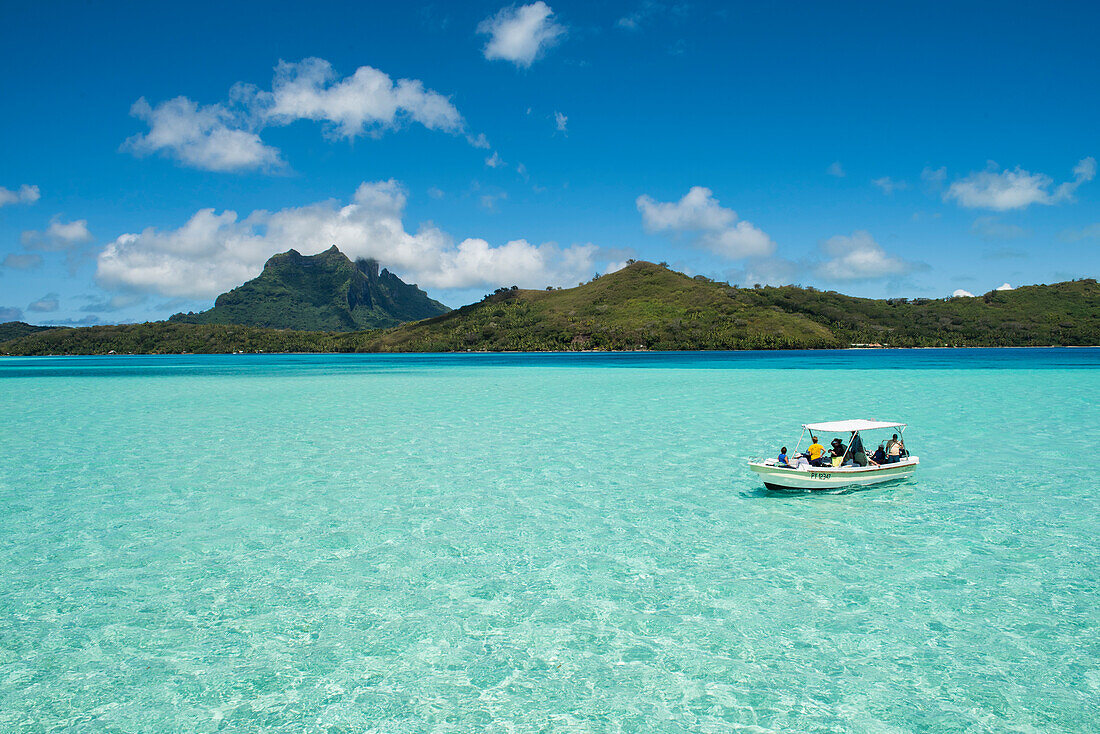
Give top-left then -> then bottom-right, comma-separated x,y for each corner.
362,262 -> 1100,351
168,246 -> 449,331
3,262 -> 1098,355
0,321 -> 57,342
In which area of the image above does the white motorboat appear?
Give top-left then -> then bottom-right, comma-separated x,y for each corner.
747,419 -> 918,491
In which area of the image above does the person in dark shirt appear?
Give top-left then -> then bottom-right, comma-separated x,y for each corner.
850,432 -> 868,466
830,438 -> 847,461
872,444 -> 887,464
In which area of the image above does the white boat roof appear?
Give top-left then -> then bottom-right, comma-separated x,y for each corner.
802,419 -> 906,432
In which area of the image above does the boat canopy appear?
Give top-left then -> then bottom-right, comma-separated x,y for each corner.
802,419 -> 906,433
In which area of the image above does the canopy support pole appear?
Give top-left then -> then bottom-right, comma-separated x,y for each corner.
840,431 -> 855,465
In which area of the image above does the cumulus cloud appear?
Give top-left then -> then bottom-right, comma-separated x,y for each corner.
21,217 -> 93,252
554,111 -> 567,132
478,2 -> 565,67
637,186 -> 775,259
3,253 -> 42,270
819,230 -> 916,281
970,216 -> 1028,241
952,289 -> 975,297
126,58 -> 472,172
257,58 -> 464,139
872,176 -> 907,194
944,157 -> 1095,210
827,161 -> 845,178
995,282 -> 1014,291
0,306 -> 23,322
124,97 -> 283,172
0,184 -> 40,207
95,181 -> 597,298
27,293 -> 59,313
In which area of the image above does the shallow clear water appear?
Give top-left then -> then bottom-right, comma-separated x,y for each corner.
2,349 -> 1098,733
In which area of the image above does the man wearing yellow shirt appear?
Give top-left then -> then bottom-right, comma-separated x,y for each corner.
807,436 -> 826,467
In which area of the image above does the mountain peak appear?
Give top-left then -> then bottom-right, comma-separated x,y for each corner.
169,247 -> 449,331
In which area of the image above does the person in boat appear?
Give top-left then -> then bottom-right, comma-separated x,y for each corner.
872,443 -> 887,465
777,447 -> 790,467
886,434 -> 904,462
849,432 -> 868,467
828,437 -> 853,467
806,436 -> 826,466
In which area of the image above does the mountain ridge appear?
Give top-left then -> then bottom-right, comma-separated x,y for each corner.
168,245 -> 449,331
2,261 -> 1098,354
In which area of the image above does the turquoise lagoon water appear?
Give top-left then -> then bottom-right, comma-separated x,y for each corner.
1,349 -> 1098,733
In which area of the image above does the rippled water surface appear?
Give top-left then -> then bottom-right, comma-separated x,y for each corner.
2,349 -> 1098,732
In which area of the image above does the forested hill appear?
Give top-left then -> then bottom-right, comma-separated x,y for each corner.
357,262 -> 1100,351
0,322 -> 56,342
2,262 -> 1097,355
168,246 -> 449,331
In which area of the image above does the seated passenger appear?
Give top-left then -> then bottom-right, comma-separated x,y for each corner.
850,432 -> 868,467
807,436 -> 826,467
886,434 -> 903,462
777,447 -> 791,467
829,438 -> 847,467
872,444 -> 887,465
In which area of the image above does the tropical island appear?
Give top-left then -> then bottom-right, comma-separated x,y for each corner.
2,246 -> 1097,355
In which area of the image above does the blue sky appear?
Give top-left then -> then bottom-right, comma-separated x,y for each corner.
1,1 -> 1098,325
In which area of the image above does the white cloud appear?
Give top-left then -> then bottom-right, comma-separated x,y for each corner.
467,133 -> 491,149
258,58 -> 464,139
951,289 -> 975,298
27,293 -> 60,313
921,166 -> 946,185
636,186 -> 775,259
479,192 -> 508,211
126,58 -> 472,172
827,161 -> 845,178
995,282 -> 1014,291
970,215 -> 1028,241
485,151 -> 504,168
944,157 -> 1095,210
0,184 -> 40,207
554,111 -> 567,132
617,1 -> 662,30
0,307 -> 23,322
95,181 -> 597,298
819,230 -> 915,281
125,97 -> 282,172
22,217 -> 93,252
478,2 -> 565,67
872,176 -> 907,194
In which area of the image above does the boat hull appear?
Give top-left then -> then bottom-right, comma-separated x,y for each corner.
748,457 -> 918,491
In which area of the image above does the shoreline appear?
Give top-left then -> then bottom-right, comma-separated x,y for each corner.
4,344 -> 1098,358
